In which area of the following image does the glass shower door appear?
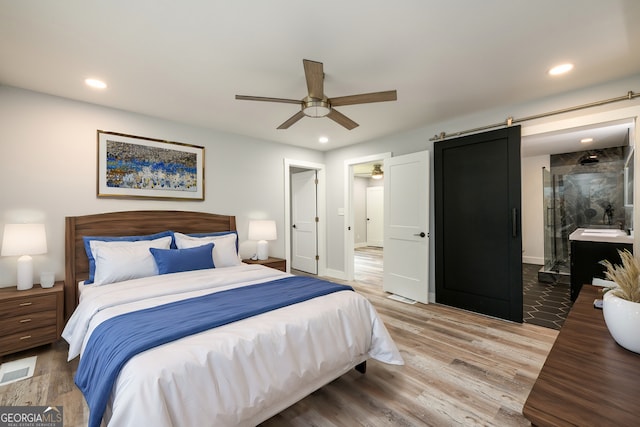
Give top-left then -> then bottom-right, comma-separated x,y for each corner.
542,167 -> 555,272
542,167 -> 570,275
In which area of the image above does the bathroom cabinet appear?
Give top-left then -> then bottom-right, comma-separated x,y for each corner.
569,229 -> 633,301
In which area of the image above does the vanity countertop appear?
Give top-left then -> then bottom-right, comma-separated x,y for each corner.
569,228 -> 633,244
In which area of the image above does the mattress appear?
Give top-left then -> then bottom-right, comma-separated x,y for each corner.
63,264 -> 404,426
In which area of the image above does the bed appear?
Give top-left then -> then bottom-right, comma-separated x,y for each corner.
62,210 -> 403,427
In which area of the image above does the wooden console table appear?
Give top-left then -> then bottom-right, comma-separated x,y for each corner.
523,285 -> 640,426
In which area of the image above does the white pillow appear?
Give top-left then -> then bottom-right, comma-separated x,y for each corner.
174,232 -> 242,268
90,236 -> 172,286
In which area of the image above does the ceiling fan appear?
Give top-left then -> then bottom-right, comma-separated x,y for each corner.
235,59 -> 397,130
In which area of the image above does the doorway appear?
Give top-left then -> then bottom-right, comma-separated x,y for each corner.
284,159 -> 326,276
344,151 -> 430,304
520,118 -> 635,328
291,169 -> 318,274
344,153 -> 391,282
522,118 -> 635,273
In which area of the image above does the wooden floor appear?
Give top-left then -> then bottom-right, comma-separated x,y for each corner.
0,248 -> 557,426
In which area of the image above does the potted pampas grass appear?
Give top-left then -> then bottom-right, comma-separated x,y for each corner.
600,249 -> 640,354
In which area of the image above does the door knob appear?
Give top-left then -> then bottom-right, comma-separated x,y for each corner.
292,224 -> 297,228
414,232 -> 426,238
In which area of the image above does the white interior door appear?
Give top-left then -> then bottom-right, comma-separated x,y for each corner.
292,170 -> 318,274
366,186 -> 384,247
383,151 -> 430,303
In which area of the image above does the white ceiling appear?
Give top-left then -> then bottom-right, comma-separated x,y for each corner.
1,1 -> 639,152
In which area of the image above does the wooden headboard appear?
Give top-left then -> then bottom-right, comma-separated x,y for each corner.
64,210 -> 237,321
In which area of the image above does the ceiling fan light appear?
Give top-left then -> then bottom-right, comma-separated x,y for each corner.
371,164 -> 384,180
303,99 -> 330,118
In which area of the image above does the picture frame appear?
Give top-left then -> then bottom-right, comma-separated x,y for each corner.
97,130 -> 205,200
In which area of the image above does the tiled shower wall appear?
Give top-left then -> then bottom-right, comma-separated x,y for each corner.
550,146 -> 629,231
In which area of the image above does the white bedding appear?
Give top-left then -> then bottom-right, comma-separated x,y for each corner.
63,264 -> 404,427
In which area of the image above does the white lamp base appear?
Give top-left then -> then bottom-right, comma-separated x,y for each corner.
16,255 -> 34,290
256,240 -> 269,260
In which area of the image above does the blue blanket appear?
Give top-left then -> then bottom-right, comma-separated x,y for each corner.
76,275 -> 353,427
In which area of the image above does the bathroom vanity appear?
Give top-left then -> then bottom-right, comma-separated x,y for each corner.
569,228 -> 633,301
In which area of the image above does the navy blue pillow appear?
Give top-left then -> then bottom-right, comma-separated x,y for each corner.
83,230 -> 174,284
150,243 -> 215,275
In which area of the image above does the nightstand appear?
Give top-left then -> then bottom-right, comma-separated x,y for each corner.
0,282 -> 64,357
243,257 -> 287,272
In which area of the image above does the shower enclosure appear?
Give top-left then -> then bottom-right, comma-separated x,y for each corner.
541,159 -> 627,283
542,167 -> 570,281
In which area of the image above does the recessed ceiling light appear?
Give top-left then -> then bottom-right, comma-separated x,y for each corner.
548,63 -> 574,76
318,136 -> 329,144
85,78 -> 107,89
580,138 -> 593,144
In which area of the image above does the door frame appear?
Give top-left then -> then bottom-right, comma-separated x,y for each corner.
291,169 -> 319,274
284,158 -> 326,276
343,152 -> 391,281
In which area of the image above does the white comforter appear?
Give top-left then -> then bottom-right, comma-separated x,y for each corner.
63,264 -> 404,427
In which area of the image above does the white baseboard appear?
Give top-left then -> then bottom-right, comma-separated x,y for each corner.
522,256 -> 544,265
324,268 -> 347,280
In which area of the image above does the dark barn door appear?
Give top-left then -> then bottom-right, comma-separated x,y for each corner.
434,126 -> 522,322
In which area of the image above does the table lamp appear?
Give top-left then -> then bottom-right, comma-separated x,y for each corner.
1,223 -> 48,290
248,220 -> 277,260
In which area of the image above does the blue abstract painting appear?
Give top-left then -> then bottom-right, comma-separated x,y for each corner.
105,140 -> 197,192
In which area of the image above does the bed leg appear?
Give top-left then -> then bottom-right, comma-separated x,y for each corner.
355,361 -> 366,374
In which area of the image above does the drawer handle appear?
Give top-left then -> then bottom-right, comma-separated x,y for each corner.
19,318 -> 32,323
19,302 -> 33,307
19,335 -> 32,340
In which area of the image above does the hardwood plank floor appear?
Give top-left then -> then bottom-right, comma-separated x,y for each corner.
1,250 -> 557,426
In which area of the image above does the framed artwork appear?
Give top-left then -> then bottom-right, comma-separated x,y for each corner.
97,130 -> 204,200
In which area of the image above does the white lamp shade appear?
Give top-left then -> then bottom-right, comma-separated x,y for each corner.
248,220 -> 277,261
248,220 -> 277,241
1,223 -> 48,256
2,223 -> 47,290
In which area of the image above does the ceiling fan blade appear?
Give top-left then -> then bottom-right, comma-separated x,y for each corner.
235,95 -> 301,105
303,59 -> 324,99
330,90 -> 397,107
327,109 -> 359,130
277,110 -> 306,129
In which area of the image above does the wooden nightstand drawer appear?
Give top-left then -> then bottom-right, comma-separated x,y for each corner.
0,293 -> 57,320
0,283 -> 64,357
0,310 -> 57,336
0,325 -> 58,354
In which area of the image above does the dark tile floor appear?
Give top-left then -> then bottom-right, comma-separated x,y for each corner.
523,263 -> 572,330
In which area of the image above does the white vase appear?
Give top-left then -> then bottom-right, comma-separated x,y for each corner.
602,291 -> 640,354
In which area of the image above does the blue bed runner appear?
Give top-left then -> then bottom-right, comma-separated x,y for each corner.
76,275 -> 353,427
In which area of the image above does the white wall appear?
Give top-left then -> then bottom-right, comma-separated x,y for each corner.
0,86 -> 323,286
521,155 -> 550,264
3,74 -> 640,293
322,74 -> 640,298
